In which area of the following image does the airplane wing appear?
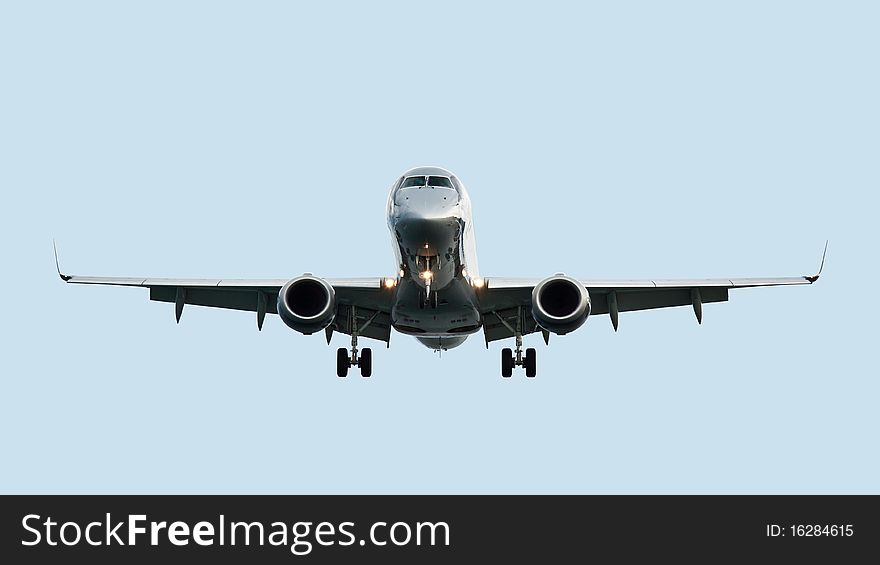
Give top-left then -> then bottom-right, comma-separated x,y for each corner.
54,246 -> 394,344
478,245 -> 826,345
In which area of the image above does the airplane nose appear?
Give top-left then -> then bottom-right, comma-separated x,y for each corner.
396,187 -> 458,219
393,188 -> 461,256
396,216 -> 453,256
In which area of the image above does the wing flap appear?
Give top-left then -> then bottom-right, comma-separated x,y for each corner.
150,286 -> 277,314
588,286 -> 728,316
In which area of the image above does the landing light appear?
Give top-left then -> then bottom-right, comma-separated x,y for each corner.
399,269 -> 405,278
421,270 -> 433,281
384,277 -> 396,288
472,277 -> 485,288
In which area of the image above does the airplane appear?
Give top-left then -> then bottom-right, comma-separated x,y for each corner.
55,166 -> 826,378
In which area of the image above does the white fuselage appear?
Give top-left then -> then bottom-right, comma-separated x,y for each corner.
386,166 -> 482,350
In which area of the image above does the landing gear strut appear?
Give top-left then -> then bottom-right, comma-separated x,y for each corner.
418,289 -> 439,309
497,306 -> 537,378
500,334 -> 537,378
337,334 -> 372,378
336,306 -> 372,378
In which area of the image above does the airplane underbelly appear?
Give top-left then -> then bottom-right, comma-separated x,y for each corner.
391,279 -> 481,337
415,336 -> 468,350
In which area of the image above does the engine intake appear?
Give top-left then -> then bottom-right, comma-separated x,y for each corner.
531,275 -> 590,335
277,275 -> 336,335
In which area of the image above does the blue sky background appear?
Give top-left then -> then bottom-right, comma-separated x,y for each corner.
1,1 -> 877,493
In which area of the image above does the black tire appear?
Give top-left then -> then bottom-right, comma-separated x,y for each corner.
336,348 -> 349,378
360,348 -> 372,378
430,291 -> 438,309
501,347 -> 513,378
524,348 -> 537,378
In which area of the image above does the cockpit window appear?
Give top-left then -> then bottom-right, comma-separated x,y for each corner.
427,176 -> 453,188
401,176 -> 426,188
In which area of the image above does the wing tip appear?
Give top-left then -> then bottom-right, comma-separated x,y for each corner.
804,240 -> 828,284
53,239 -> 72,282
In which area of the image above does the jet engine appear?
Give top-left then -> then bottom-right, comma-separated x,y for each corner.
277,275 -> 336,334
531,275 -> 590,335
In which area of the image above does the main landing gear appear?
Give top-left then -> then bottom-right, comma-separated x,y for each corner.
336,304 -> 375,378
501,334 -> 536,378
337,334 -> 371,378
496,306 -> 537,378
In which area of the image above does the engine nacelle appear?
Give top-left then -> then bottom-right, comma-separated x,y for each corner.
277,275 -> 336,335
531,275 -> 590,335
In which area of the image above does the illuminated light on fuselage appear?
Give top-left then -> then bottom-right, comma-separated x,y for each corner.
472,277 -> 485,288
384,277 -> 396,288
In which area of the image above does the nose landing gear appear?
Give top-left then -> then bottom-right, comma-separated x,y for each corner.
415,255 -> 440,310
418,289 -> 439,309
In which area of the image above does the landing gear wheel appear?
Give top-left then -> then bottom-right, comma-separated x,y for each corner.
336,348 -> 349,378
501,348 -> 513,378
524,348 -> 537,378
418,290 -> 426,310
430,291 -> 438,309
360,348 -> 372,378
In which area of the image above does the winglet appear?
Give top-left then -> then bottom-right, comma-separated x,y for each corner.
53,240 -> 72,281
804,240 -> 828,283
